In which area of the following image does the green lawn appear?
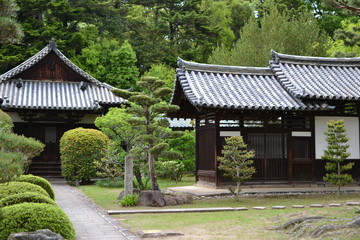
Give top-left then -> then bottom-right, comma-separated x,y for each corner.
78,176 -> 360,239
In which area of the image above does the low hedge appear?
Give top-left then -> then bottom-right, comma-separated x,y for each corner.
14,175 -> 55,200
0,182 -> 49,200
0,192 -> 56,208
0,203 -> 75,240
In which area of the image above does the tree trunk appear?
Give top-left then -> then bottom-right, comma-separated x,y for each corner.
337,162 -> 341,196
148,153 -> 158,190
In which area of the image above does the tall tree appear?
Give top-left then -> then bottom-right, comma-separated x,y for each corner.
322,120 -> 354,196
112,76 -> 180,190
209,3 -> 328,67
0,0 -> 23,44
327,18 -> 360,57
73,39 -> 139,88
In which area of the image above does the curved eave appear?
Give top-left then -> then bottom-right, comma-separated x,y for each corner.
271,50 -> 360,66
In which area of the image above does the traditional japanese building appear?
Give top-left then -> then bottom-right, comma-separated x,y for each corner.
0,40 -> 124,177
171,50 -> 360,187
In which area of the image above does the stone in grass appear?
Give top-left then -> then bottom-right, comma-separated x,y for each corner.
292,205 -> 304,208
252,206 -> 266,210
310,204 -> 324,208
329,203 -> 342,207
8,229 -> 65,240
163,195 -> 177,206
138,190 -> 165,207
235,207 -> 248,211
138,230 -> 184,238
346,202 -> 360,206
272,206 -> 286,209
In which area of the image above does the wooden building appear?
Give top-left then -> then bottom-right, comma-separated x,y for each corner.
0,40 -> 124,177
170,50 -> 360,187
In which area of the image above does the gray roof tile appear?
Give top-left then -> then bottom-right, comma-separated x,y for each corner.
0,40 -> 124,111
174,58 -> 327,111
270,50 -> 360,100
0,79 -> 121,110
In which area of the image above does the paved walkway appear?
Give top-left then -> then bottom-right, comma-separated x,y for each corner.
52,182 -> 139,240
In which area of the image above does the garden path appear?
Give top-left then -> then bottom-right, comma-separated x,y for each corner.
52,181 -> 139,240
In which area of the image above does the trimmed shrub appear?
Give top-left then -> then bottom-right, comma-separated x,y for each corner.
60,128 -> 109,183
0,182 -> 50,200
0,192 -> 56,208
14,175 -> 55,200
0,203 -> 75,240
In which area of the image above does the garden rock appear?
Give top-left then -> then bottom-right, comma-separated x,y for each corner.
138,190 -> 165,207
8,229 -> 65,240
163,195 -> 177,206
117,189 -> 141,200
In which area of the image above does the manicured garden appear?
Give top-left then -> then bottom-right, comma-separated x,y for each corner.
79,175 -> 360,240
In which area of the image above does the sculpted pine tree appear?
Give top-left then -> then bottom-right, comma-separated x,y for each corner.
112,76 -> 180,190
322,120 -> 354,195
218,136 -> 255,199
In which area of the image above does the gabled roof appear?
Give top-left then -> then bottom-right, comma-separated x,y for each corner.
0,80 -> 121,110
172,58 -> 328,114
270,50 -> 360,100
0,39 -> 104,86
0,39 -> 124,111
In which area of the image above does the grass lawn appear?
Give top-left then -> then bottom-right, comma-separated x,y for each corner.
78,176 -> 360,239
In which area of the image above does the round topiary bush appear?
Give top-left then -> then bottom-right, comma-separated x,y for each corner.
0,182 -> 50,200
60,127 -> 109,184
0,192 -> 56,208
14,174 -> 55,200
0,203 -> 75,240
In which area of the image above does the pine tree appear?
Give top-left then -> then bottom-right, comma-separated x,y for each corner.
322,120 -> 354,195
0,0 -> 23,44
112,76 -> 181,190
218,136 -> 255,199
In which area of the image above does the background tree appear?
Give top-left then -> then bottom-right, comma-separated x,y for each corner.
0,0 -> 23,44
322,120 -> 354,195
73,39 -> 139,88
209,3 -> 328,66
112,76 -> 181,190
95,107 -> 147,191
217,136 -> 255,199
327,18 -> 360,57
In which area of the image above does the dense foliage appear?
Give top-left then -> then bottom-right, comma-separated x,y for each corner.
0,110 -> 44,182
0,0 -> 23,44
322,120 -> 354,195
0,192 -> 56,208
14,174 -> 55,200
0,203 -> 75,240
0,181 -> 50,200
218,136 -> 256,198
1,0 -> 358,80
60,128 -> 109,184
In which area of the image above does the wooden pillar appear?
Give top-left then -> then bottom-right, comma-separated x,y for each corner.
215,112 -> 221,187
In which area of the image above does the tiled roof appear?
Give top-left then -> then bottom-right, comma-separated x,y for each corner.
174,58 -> 328,111
0,39 -> 124,110
0,79 -> 122,110
0,39 -> 104,86
270,50 -> 360,100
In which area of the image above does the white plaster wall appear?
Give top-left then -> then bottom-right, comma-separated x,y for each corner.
315,116 -> 359,159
